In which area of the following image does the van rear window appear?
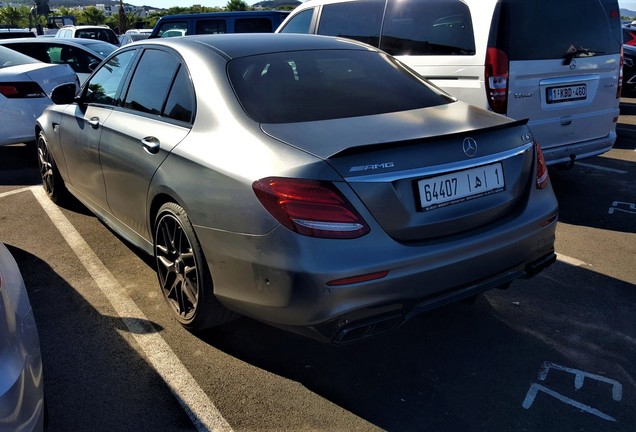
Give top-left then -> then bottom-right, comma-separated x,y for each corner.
381,0 -> 476,56
228,50 -> 451,123
235,18 -> 273,33
492,0 -> 621,60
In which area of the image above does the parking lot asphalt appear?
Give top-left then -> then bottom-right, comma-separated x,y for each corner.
0,103 -> 634,432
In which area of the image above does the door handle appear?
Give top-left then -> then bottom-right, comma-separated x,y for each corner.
141,137 -> 160,155
88,117 -> 100,129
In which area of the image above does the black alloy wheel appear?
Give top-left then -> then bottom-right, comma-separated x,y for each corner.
154,202 -> 236,330
37,131 -> 67,203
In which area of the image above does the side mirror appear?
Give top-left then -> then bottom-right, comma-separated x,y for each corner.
88,60 -> 100,71
50,83 -> 78,105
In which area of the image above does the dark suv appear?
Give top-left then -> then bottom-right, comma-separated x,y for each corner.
0,29 -> 36,39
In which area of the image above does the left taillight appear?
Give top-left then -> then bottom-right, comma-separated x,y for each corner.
485,47 -> 509,114
535,142 -> 549,190
252,177 -> 370,239
0,82 -> 46,99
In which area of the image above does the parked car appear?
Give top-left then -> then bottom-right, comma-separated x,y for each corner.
120,29 -> 152,45
0,242 -> 45,432
0,28 -> 35,39
0,45 -> 78,146
0,38 -> 116,83
278,0 -> 623,167
149,11 -> 289,38
55,25 -> 119,46
36,34 -> 558,344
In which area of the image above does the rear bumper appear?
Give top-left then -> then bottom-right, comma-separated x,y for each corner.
540,130 -> 616,166
196,186 -> 558,343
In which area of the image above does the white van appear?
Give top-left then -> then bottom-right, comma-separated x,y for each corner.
277,0 -> 623,166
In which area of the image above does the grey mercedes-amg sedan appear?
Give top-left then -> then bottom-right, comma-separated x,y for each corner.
36,34 -> 558,343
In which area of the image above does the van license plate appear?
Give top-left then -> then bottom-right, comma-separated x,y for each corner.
547,84 -> 587,103
417,163 -> 505,211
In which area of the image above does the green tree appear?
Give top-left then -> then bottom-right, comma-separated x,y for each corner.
118,0 -> 128,33
0,6 -> 24,27
79,6 -> 106,25
226,0 -> 248,11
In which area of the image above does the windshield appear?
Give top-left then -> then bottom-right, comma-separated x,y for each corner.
228,49 -> 451,123
81,41 -> 118,57
0,45 -> 40,68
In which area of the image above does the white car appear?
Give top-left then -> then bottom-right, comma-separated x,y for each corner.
0,242 -> 45,432
0,45 -> 78,146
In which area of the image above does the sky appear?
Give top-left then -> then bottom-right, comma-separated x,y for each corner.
621,1 -> 636,11
124,0 -> 252,8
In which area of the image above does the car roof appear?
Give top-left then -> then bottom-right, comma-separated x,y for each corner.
138,33 -> 378,60
157,10 -> 289,20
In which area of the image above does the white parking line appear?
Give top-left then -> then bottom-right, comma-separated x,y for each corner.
556,253 -> 588,267
575,162 -> 628,174
0,187 -> 33,199
30,186 -> 233,432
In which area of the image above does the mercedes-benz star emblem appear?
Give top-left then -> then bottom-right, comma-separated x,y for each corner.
463,137 -> 478,157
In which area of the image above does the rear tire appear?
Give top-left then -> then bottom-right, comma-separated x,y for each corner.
37,131 -> 68,204
154,202 -> 237,331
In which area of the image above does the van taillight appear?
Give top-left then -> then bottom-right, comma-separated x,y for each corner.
535,143 -> 549,190
485,47 -> 509,114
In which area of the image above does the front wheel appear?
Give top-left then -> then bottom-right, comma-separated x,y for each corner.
37,131 -> 68,203
154,202 -> 237,331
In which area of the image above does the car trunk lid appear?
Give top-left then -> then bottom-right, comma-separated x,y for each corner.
261,102 -> 536,241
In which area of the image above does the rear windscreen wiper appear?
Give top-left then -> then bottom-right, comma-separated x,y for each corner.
562,45 -> 604,65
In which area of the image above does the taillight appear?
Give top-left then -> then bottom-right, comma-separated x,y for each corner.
618,46 -> 624,99
535,143 -> 549,190
485,47 -> 509,114
0,82 -> 46,99
253,177 -> 370,239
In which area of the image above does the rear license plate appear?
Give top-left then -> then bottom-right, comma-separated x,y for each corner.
417,163 -> 505,211
546,84 -> 587,103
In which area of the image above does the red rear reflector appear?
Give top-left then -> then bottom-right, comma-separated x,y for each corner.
253,177 -> 370,239
327,270 -> 389,286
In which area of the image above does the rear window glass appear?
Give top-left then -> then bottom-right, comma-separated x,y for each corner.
317,0 -> 384,47
0,45 -> 39,68
235,18 -> 273,33
381,0 -> 476,56
493,0 -> 621,60
228,49 -> 451,123
196,20 -> 226,34
157,21 -> 188,37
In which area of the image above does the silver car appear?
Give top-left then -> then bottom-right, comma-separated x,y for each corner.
0,243 -> 45,432
36,34 -> 558,343
0,45 -> 78,146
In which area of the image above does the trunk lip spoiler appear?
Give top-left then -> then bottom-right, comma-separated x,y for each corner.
330,118 -> 530,160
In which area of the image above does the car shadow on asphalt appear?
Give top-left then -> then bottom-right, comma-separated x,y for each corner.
4,245 -> 196,432
199,260 -> 636,431
549,161 -> 635,234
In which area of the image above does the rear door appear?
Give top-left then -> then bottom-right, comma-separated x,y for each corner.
99,47 -> 193,239
498,0 -> 621,154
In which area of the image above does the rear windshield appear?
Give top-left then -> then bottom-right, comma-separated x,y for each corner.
228,49 -> 451,123
492,0 -> 621,60
0,45 -> 39,68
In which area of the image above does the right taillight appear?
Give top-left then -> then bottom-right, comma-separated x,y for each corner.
252,177 -> 370,239
0,82 -> 46,99
485,47 -> 509,114
535,142 -> 549,190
